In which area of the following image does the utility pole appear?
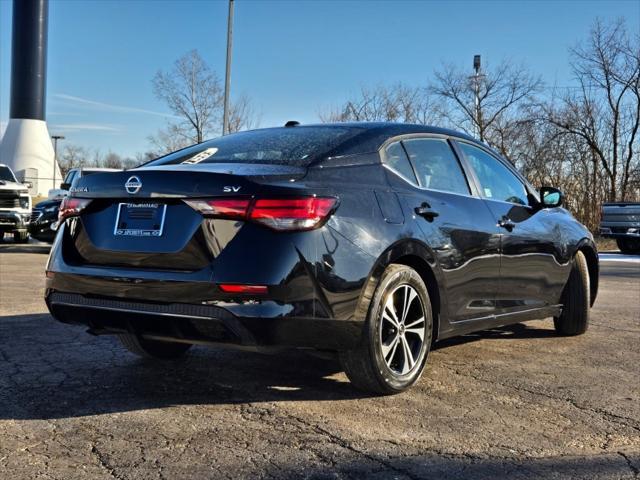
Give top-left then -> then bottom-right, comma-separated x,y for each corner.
222,0 -> 234,135
472,54 -> 484,140
51,134 -> 64,187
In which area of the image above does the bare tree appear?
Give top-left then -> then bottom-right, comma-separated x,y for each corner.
148,123 -> 194,156
135,151 -> 157,165
430,60 -> 542,160
153,50 -> 223,144
542,19 -> 640,201
227,94 -> 261,133
102,152 -> 123,169
150,50 -> 259,154
320,84 -> 438,124
313,19 -> 639,231
58,144 -> 89,176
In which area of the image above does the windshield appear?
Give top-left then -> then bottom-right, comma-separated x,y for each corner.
0,166 -> 17,182
144,126 -> 364,168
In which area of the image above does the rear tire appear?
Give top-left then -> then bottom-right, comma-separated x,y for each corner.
117,334 -> 192,359
617,238 -> 640,254
13,231 -> 29,243
340,264 -> 433,395
553,250 -> 590,336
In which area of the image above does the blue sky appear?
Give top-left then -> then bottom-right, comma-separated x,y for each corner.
1,0 -> 638,158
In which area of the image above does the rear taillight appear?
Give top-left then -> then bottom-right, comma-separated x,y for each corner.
184,196 -> 338,231
58,197 -> 92,222
250,198 -> 337,231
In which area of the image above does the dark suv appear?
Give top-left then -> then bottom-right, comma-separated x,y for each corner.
45,123 -> 598,394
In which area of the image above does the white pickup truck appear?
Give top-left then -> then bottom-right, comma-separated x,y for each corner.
0,164 -> 32,243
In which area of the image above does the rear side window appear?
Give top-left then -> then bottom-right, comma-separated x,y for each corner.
402,138 -> 470,195
458,142 -> 528,205
383,142 -> 418,184
145,126 -> 364,167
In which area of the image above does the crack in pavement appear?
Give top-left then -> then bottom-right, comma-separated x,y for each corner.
443,365 -> 640,435
618,452 -> 640,478
91,444 -> 125,480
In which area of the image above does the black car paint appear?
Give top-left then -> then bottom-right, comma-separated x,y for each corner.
45,123 -> 598,352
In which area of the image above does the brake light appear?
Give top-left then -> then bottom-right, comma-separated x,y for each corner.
58,197 -> 92,222
219,284 -> 268,294
185,196 -> 338,231
250,197 -> 336,230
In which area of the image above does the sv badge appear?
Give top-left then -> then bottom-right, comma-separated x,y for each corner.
223,186 -> 241,193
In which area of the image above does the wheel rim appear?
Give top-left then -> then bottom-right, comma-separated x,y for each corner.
379,284 -> 426,375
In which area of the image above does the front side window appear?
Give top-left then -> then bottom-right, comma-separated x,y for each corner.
458,142 -> 528,205
402,138 -> 470,195
383,141 -> 418,184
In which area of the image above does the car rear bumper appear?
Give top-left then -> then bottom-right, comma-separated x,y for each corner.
45,220 -> 374,351
45,290 -> 364,351
599,226 -> 640,238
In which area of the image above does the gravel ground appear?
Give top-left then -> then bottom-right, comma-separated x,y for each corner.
0,248 -> 638,479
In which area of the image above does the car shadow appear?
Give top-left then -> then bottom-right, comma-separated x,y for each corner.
270,452 -> 637,480
1,313 -> 555,421
433,322 -> 558,350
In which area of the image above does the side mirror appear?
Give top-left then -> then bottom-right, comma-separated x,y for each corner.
60,182 -> 71,191
23,181 -> 33,189
540,186 -> 563,208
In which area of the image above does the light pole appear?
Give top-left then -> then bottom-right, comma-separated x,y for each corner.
51,134 -> 64,187
222,0 -> 234,135
471,54 -> 485,140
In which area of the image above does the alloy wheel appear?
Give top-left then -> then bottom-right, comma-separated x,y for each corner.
379,284 -> 426,375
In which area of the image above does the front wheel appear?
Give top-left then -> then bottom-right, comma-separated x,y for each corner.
554,250 -> 590,336
617,238 -> 640,254
340,264 -> 433,395
117,334 -> 192,359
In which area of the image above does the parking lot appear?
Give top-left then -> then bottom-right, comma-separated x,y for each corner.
0,245 -> 638,479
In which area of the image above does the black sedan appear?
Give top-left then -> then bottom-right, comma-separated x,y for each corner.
45,123 -> 598,394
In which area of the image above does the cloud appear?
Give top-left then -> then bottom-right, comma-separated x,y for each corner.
54,93 -> 179,119
50,123 -> 122,133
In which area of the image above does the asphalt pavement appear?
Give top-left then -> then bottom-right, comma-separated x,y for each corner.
0,247 -> 638,479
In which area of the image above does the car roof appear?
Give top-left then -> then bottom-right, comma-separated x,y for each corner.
249,122 -> 475,140
145,122 -> 487,168
236,122 -> 479,156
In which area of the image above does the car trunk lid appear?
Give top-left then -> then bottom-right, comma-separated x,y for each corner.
63,164 -> 306,270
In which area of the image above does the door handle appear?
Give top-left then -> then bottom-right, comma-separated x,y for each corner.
415,202 -> 439,222
498,216 -> 516,231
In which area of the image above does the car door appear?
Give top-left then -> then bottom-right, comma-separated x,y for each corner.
382,136 -> 502,326
453,141 -> 567,313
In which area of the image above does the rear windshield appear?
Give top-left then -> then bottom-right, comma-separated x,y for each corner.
144,126 -> 364,167
0,166 -> 17,182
